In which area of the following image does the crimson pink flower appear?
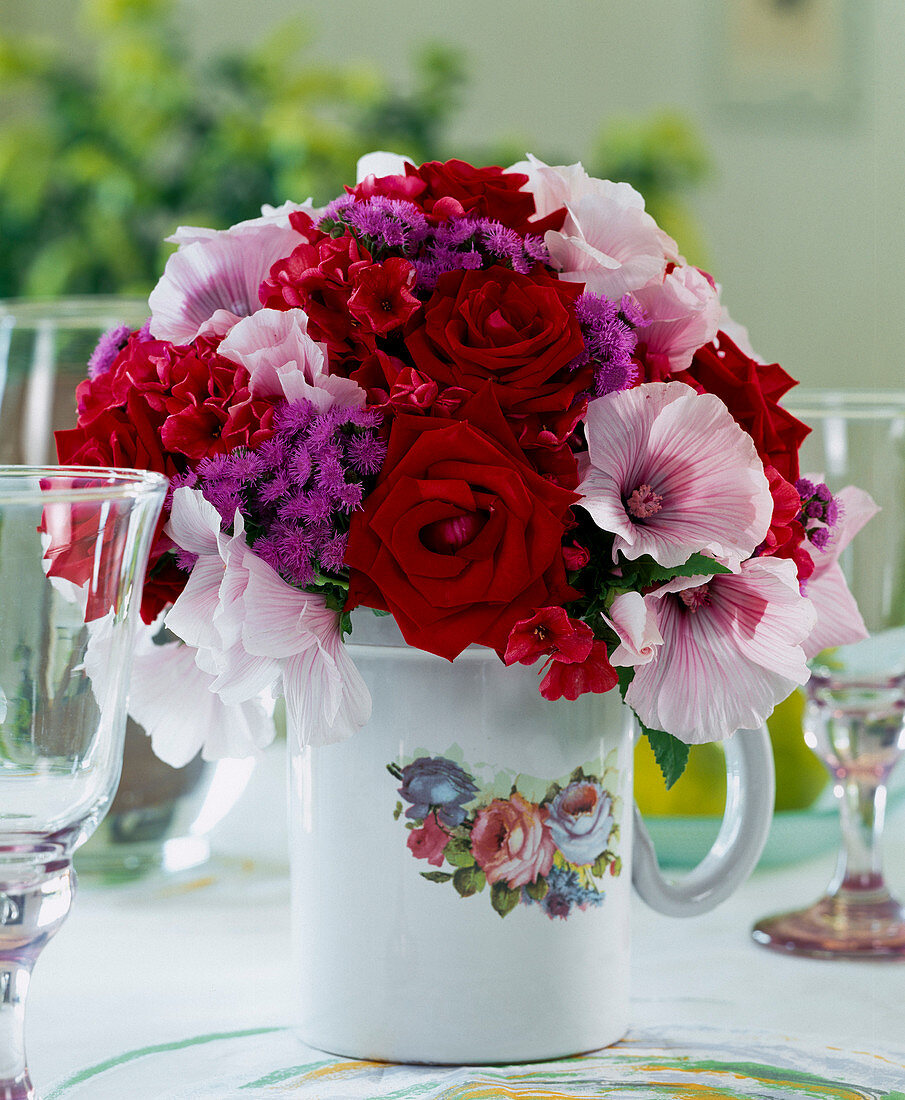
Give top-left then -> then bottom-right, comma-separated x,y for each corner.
505,607 -> 592,665
347,257 -> 420,335
539,640 -> 619,702
406,813 -> 449,867
471,793 -> 556,889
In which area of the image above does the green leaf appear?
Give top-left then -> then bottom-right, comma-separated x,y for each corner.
490,881 -> 520,918
444,838 -> 475,868
420,871 -> 453,883
591,852 -> 610,877
452,865 -> 482,897
393,801 -> 403,821
524,877 -> 549,901
644,727 -> 690,789
386,762 -> 403,781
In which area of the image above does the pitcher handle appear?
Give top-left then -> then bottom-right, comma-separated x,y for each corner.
631,726 -> 775,916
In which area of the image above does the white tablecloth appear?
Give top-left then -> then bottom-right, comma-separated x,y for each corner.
27,742 -> 905,1096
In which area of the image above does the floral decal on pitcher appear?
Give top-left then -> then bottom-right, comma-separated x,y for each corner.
387,755 -> 622,919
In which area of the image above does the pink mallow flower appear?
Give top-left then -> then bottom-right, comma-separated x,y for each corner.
406,814 -> 449,867
623,556 -> 815,743
217,307 -> 365,411
578,381 -> 774,571
801,483 -> 878,660
511,155 -> 678,299
632,264 -> 722,376
471,793 -> 556,889
164,487 -> 370,750
603,590 -> 664,667
148,201 -> 314,344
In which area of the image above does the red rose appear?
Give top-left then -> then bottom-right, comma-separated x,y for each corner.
351,159 -> 565,237
344,387 -> 580,661
676,332 -> 810,482
405,265 -> 589,420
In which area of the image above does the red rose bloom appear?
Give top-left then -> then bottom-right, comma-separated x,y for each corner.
405,265 -> 589,419
344,387 -> 580,661
676,332 -> 810,482
350,158 -> 565,237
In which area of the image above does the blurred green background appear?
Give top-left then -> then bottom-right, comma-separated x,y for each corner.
0,0 -> 710,301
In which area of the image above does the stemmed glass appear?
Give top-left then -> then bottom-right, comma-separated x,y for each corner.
0,466 -> 166,1098
752,391 -> 905,957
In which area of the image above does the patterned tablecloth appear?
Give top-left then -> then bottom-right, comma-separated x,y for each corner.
46,1024 -> 905,1099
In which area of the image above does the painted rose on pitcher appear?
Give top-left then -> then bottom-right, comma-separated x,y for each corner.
388,755 -> 622,920
397,755 -> 479,827
471,793 -> 556,889
546,781 -> 615,866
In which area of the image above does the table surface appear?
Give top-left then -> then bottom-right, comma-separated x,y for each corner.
26,741 -> 905,1096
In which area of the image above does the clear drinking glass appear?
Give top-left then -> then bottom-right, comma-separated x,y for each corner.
0,465 -> 166,1097
752,391 -> 905,957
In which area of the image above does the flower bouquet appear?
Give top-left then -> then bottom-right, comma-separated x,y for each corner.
54,152 -> 872,786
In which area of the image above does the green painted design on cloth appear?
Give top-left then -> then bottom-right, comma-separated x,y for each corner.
44,1027 -> 282,1099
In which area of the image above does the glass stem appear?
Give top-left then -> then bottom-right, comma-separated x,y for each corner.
0,864 -> 75,1100
828,776 -> 889,896
0,950 -> 34,1100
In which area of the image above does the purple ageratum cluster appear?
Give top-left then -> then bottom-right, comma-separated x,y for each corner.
413,216 -> 549,292
320,196 -> 550,294
795,477 -> 840,551
324,194 -> 431,255
194,399 -> 385,588
569,292 -> 643,398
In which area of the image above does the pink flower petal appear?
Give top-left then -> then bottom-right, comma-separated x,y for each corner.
633,264 -> 721,374
579,382 -> 774,570
603,590 -> 663,666
148,219 -> 304,344
626,557 -> 815,743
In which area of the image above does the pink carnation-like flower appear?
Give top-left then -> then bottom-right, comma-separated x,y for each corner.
471,793 -> 556,889
624,556 -> 816,743
578,381 -> 774,570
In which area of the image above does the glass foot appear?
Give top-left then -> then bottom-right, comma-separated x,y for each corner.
752,887 -> 905,958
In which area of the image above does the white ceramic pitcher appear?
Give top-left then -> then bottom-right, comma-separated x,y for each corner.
288,612 -> 773,1064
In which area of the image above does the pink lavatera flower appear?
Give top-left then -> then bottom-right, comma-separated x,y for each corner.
240,553 -> 371,747
632,264 -> 722,376
164,487 -> 370,749
164,488 -> 282,705
217,308 -> 366,411
511,155 -> 678,299
148,201 -> 315,344
602,590 -> 664,667
578,381 -> 774,570
801,483 -> 878,660
624,556 -> 816,743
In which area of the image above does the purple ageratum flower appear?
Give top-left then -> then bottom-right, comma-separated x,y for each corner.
194,395 -> 385,588
795,477 -> 841,551
546,780 -> 614,866
572,291 -> 640,398
398,756 -> 479,828
87,323 -> 133,380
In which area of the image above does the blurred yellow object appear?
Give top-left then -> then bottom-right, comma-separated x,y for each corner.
767,688 -> 830,812
633,690 -> 830,817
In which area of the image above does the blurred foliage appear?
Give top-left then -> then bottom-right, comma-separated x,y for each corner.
0,0 -> 710,299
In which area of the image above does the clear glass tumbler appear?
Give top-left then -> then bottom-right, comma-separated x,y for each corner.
0,465 -> 166,1097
